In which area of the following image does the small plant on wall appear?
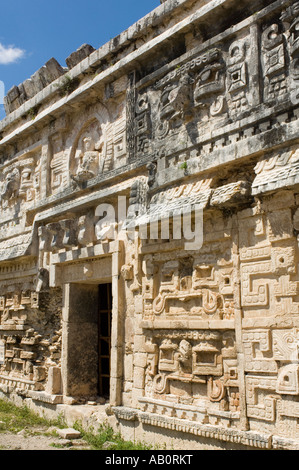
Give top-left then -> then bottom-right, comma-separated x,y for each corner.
56,75 -> 80,97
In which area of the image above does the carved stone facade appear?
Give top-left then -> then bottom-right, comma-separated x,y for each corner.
1,0 -> 299,450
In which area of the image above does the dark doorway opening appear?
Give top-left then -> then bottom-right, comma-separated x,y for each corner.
98,283 -> 112,398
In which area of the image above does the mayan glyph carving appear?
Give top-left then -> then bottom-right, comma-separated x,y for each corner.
136,207 -> 238,423
0,153 -> 41,207
238,197 -> 299,317
0,291 -> 39,326
36,197 -> 125,268
252,148 -> 299,195
70,120 -> 106,183
281,0 -> 299,103
1,168 -> 20,202
261,23 -> 287,103
77,212 -> 96,247
226,38 -> 250,114
140,329 -> 238,421
243,326 -> 299,432
0,285 -> 62,395
38,217 -> 84,255
49,133 -> 68,194
142,243 -> 234,321
75,135 -> 104,183
130,36 -> 254,159
47,102 -> 127,194
126,4 -> 299,172
69,106 -> 126,184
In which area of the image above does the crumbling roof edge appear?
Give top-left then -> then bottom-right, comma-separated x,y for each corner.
0,0 -> 199,127
0,0 -> 231,142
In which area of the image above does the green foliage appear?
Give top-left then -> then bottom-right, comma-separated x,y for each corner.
50,441 -> 73,449
0,400 -> 159,450
73,421 -> 154,451
179,161 -> 188,170
0,398 -> 66,434
56,75 -> 80,97
22,105 -> 40,120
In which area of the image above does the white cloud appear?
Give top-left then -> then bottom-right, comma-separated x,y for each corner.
0,43 -> 25,65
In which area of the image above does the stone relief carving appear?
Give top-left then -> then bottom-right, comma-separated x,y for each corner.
127,10 -> 299,168
226,38 -> 250,114
238,193 -> 299,317
1,168 -> 20,202
0,154 -> 41,208
241,326 -> 299,431
142,254 -> 234,321
281,0 -> 299,102
71,121 -> 105,184
142,329 -> 237,413
68,104 -> 126,184
153,48 -> 226,146
74,135 -> 103,183
159,74 -> 194,124
43,103 -> 127,195
126,71 -> 137,161
252,149 -> 299,195
77,211 -> 96,247
0,285 -> 62,393
0,291 -> 39,327
37,203 -> 120,261
49,134 -> 68,194
131,151 -> 299,440
261,23 -> 287,103
193,49 -> 225,110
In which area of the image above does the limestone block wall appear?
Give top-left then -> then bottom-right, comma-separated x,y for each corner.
0,0 -> 299,450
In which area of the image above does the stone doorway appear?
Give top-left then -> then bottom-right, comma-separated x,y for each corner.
61,282 -> 114,402
98,283 -> 112,399
59,245 -> 124,406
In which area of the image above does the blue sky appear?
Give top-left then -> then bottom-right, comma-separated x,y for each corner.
0,0 -> 160,120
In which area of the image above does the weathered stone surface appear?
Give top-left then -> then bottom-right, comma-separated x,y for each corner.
65,44 -> 96,69
3,58 -> 65,114
57,428 -> 81,439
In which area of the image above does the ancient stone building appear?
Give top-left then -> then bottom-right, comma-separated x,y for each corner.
1,0 -> 299,450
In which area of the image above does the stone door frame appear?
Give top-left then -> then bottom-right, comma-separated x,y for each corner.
54,241 -> 124,406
